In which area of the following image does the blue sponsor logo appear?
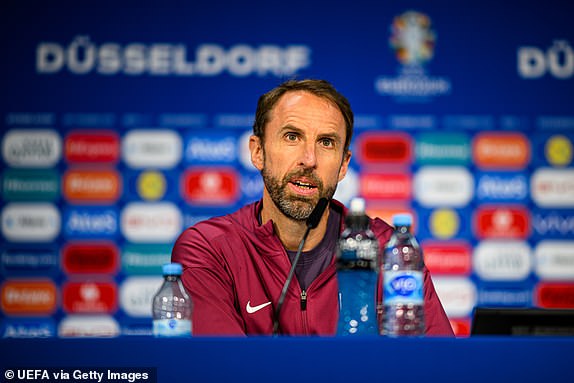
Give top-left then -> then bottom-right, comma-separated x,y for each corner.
1,318 -> 56,338
475,172 -> 528,202
240,173 -> 264,203
477,286 -> 532,307
1,247 -> 59,274
63,207 -> 118,238
531,209 -> 574,240
184,132 -> 238,164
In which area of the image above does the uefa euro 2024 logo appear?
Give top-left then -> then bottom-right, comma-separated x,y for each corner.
375,10 -> 451,102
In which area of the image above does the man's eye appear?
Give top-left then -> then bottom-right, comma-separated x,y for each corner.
320,138 -> 334,147
286,133 -> 298,141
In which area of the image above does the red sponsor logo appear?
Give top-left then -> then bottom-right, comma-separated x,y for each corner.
474,206 -> 530,239
1,280 -> 58,315
65,131 -> 120,163
472,132 -> 530,169
62,242 -> 118,275
182,167 -> 239,205
357,132 -> 412,165
422,241 -> 472,275
536,283 -> 574,308
62,281 -> 117,314
449,318 -> 471,337
360,172 -> 411,200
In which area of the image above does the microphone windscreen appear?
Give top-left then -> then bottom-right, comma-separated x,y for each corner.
306,198 -> 329,229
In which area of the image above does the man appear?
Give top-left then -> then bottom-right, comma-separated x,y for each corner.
172,79 -> 454,336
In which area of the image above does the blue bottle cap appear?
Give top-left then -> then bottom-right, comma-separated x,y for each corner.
162,262 -> 183,276
392,213 -> 412,227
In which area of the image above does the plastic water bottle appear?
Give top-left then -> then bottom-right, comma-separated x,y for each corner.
336,198 -> 379,335
381,214 -> 425,336
152,263 -> 193,337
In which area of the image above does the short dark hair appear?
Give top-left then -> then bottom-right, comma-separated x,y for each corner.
253,79 -> 354,152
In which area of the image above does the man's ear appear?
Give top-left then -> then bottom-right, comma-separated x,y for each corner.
338,150 -> 352,182
249,135 -> 264,171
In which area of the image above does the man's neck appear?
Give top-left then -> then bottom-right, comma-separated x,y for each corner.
260,196 -> 329,252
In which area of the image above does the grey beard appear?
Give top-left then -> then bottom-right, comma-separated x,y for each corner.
261,166 -> 336,221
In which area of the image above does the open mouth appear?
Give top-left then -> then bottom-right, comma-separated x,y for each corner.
291,180 -> 317,190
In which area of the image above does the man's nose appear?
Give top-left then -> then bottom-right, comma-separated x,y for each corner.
298,141 -> 318,168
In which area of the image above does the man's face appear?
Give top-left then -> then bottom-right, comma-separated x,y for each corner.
250,91 -> 351,221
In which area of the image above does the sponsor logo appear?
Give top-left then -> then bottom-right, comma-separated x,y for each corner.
531,168 -> 574,207
63,207 -> 118,238
545,134 -> 573,166
531,210 -> 574,239
2,129 -> 61,168
360,172 -> 411,200
449,318 -> 471,337
473,240 -> 532,281
375,11 -> 451,101
475,173 -> 528,202
413,166 -> 474,207
62,242 -> 118,275
477,286 -> 532,307
63,169 -> 121,204
37,36 -> 311,77
2,169 -> 59,201
415,133 -> 471,166
122,130 -> 182,169
535,241 -> 574,281
1,318 -> 56,338
428,208 -> 460,239
184,133 -> 237,164
239,173 -> 265,203
333,168 -> 359,207
137,171 -> 167,201
1,280 -> 57,315
119,277 -> 163,317
121,202 -> 182,243
367,205 -> 417,234
356,132 -> 411,165
58,315 -> 120,337
65,130 -> 120,163
1,248 -> 59,274
432,277 -> 476,318
474,206 -> 530,239
246,301 -> 272,314
536,283 -> 574,308
422,241 -> 471,275
121,244 -> 171,275
182,168 -> 239,205
518,40 -> 574,79
62,281 -> 117,314
1,203 -> 60,242
473,132 -> 530,169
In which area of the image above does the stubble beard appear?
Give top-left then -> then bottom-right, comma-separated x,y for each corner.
261,165 -> 337,221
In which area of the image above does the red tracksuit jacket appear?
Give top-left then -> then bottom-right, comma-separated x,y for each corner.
172,199 -> 454,336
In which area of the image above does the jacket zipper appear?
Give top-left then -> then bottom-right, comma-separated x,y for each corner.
300,290 -> 307,310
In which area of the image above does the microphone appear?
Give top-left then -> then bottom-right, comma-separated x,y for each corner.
272,197 -> 329,335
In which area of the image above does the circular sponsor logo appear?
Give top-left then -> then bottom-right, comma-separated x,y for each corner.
545,135 -> 573,167
430,208 -> 459,239
137,171 -> 166,201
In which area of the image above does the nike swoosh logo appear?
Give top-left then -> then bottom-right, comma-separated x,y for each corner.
246,300 -> 272,314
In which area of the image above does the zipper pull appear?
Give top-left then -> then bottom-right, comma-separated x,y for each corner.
300,290 -> 307,311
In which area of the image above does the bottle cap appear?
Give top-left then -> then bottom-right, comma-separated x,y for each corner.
392,213 -> 412,227
349,197 -> 366,214
162,262 -> 183,276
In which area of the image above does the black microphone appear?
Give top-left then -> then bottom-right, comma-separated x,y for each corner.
272,197 -> 329,335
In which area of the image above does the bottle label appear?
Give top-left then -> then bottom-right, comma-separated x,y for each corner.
153,319 -> 192,337
383,271 -> 424,305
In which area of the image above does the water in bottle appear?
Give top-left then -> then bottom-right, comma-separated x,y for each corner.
336,197 -> 379,335
381,213 -> 425,336
152,262 -> 193,337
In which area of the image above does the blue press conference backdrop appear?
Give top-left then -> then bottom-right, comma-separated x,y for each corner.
1,0 -> 573,337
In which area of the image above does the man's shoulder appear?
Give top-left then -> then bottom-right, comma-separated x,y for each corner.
187,201 -> 259,239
